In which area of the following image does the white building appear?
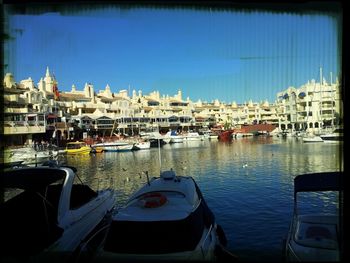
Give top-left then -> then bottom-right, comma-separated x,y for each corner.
276,74 -> 342,133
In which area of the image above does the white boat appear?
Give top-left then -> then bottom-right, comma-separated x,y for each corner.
166,130 -> 184,143
2,165 -> 116,262
141,131 -> 171,144
302,134 -> 324,143
284,172 -> 343,262
3,147 -> 59,165
198,130 -> 214,140
133,140 -> 151,150
78,169 -> 231,262
320,127 -> 343,143
93,141 -> 134,152
207,131 -> 219,140
182,132 -> 203,141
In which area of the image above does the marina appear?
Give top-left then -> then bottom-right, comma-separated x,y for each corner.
44,136 -> 342,261
2,4 -> 343,262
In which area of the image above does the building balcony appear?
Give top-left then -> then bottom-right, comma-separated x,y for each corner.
2,121 -> 46,135
321,104 -> 334,110
4,94 -> 19,102
53,101 -> 66,107
4,108 -> 30,114
321,113 -> 334,119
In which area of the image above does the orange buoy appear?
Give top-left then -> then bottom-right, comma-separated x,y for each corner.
140,192 -> 167,208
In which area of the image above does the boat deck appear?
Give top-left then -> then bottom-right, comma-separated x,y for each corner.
116,191 -> 196,221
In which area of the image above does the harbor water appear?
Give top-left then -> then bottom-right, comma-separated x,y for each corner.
63,136 -> 342,261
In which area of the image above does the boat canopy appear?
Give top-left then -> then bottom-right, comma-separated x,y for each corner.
294,172 -> 343,197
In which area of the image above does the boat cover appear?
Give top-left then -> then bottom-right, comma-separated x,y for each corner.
103,177 -> 215,254
104,201 -> 210,254
294,172 -> 343,196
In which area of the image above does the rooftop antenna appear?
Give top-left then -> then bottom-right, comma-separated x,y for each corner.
319,67 -> 323,130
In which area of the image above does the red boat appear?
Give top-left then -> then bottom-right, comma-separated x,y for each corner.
218,130 -> 234,141
218,124 -> 276,141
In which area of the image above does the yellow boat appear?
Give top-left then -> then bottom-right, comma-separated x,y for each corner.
65,141 -> 91,155
91,146 -> 104,153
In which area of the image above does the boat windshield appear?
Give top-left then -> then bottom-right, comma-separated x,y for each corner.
103,201 -> 206,254
294,221 -> 338,250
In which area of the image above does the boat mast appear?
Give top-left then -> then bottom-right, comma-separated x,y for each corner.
129,84 -> 134,136
330,72 -> 334,128
319,67 -> 323,130
110,118 -> 116,137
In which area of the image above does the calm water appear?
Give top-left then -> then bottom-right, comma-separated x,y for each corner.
64,136 -> 343,261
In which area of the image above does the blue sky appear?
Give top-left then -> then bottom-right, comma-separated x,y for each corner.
5,6 -> 341,103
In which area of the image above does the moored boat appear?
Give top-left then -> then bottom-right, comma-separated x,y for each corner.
90,146 -> 104,153
3,147 -> 59,165
166,130 -> 184,143
302,132 -> 324,143
208,132 -> 219,140
218,130 -> 234,141
319,127 -> 343,143
133,140 -> 151,150
93,141 -> 134,152
1,165 -> 116,263
182,131 -> 203,141
284,172 -> 343,261
65,141 -> 91,155
77,169 -> 232,262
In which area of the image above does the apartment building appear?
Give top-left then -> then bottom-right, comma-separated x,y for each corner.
276,76 -> 342,133
2,73 -> 46,146
2,67 -> 342,146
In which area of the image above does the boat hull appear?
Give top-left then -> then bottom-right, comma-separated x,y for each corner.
65,147 -> 91,155
103,145 -> 134,152
302,136 -> 324,143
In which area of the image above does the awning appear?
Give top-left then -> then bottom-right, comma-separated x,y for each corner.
47,114 -> 57,119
